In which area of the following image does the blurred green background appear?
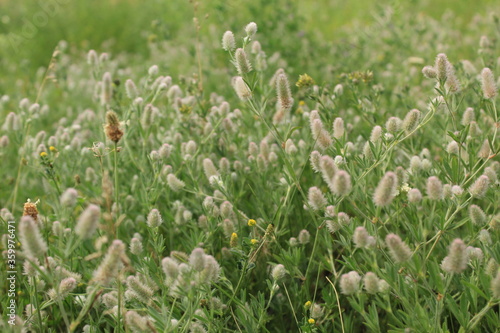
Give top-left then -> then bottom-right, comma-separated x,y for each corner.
0,0 -> 497,92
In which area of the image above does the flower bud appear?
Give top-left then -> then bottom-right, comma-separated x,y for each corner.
298,229 -> 310,244
130,237 -> 143,255
167,174 -> 185,192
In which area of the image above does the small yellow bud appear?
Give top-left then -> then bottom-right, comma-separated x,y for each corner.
304,301 -> 312,308
308,318 -> 315,324
49,146 -> 57,152
40,151 -> 48,157
299,100 -> 306,106
230,232 -> 238,247
250,238 -> 258,245
248,219 -> 256,227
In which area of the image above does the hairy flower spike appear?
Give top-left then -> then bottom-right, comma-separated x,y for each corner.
407,188 -> 422,203
422,65 -> 437,79
435,53 -> 449,82
147,209 -> 163,228
332,170 -> 352,196
441,239 -> 468,274
235,48 -> 252,75
307,187 -> 327,210
167,174 -> 185,192
468,175 -> 490,198
364,272 -> 380,294
402,109 -> 421,134
233,76 -> 252,100
481,68 -> 497,99
385,233 -> 412,263
222,31 -> 235,51
19,216 -> 47,258
426,176 -> 444,200
340,271 -> 361,295
245,22 -> 257,37
373,172 -> 398,207
276,73 -> 293,111
271,264 -> 287,281
333,117 -> 345,139
353,227 -> 370,248
75,204 -> 100,239
93,240 -> 127,285
469,205 -> 486,225
492,269 -> 500,298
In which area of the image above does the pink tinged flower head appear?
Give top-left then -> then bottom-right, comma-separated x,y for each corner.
468,175 -> 490,198
75,204 -> 100,240
435,54 -> 448,80
353,227 -> 370,248
407,188 -> 422,203
340,271 -> 361,295
441,239 -> 468,274
60,188 -> 78,208
426,176 -> 443,200
307,186 -> 327,211
373,172 -> 398,207
481,68 -> 497,99
332,170 -> 352,196
385,233 -> 412,263
422,65 -> 437,79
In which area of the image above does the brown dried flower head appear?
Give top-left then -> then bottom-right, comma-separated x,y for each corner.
104,111 -> 123,143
